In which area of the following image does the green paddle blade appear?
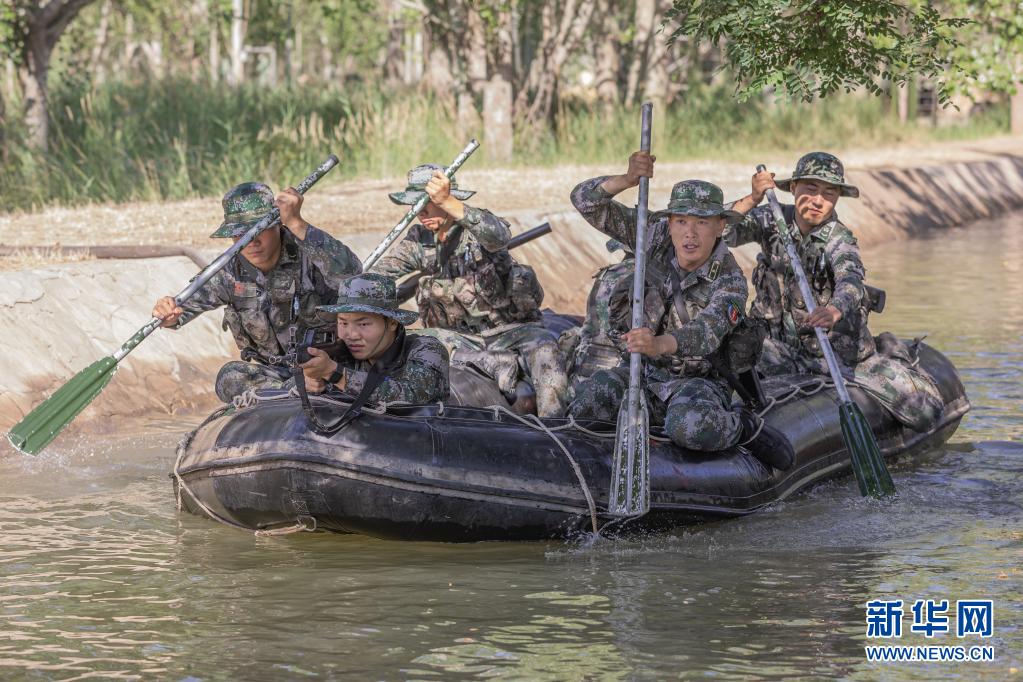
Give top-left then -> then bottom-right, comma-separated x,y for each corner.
839,400 -> 896,498
7,357 -> 118,455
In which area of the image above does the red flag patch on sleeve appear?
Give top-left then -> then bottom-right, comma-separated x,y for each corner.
728,303 -> 740,325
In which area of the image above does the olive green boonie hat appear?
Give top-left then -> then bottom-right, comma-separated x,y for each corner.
776,151 -> 859,198
210,182 -> 275,238
657,180 -> 743,225
387,163 -> 476,206
317,273 -> 419,326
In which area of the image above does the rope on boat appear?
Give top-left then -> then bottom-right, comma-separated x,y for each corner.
756,377 -> 832,417
488,405 -> 600,536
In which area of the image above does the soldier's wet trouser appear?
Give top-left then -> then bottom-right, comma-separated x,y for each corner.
758,337 -> 944,432
422,323 -> 569,418
214,360 -> 295,403
567,367 -> 742,452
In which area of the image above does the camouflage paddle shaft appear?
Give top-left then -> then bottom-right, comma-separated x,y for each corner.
757,164 -> 895,497
362,139 -> 481,270
609,102 -> 653,518
8,156 -> 339,455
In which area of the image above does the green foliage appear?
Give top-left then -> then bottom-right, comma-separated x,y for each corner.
0,78 -> 1006,211
944,1 -> 1023,96
666,0 -> 970,106
0,0 -> 29,64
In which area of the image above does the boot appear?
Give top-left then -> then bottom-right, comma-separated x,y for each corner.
736,406 -> 795,471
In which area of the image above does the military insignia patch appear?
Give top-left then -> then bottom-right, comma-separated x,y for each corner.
234,281 -> 247,296
708,260 -> 721,280
727,303 -> 740,325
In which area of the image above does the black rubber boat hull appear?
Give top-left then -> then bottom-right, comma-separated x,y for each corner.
173,344 -> 969,541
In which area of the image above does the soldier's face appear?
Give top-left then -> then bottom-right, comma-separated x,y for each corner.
337,312 -> 399,361
234,225 -> 282,273
668,214 -> 725,271
417,202 -> 453,232
792,180 -> 840,227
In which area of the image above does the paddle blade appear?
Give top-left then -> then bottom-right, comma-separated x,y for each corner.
608,394 -> 651,517
839,401 -> 896,498
7,357 -> 118,455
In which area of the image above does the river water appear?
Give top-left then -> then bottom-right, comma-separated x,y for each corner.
1,215 -> 1020,680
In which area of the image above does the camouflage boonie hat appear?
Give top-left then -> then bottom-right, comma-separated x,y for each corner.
656,180 -> 743,224
776,152 -> 859,198
388,163 -> 476,205
210,182 -> 275,238
317,273 -> 419,325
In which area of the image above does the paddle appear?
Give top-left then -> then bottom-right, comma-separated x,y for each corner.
8,155 -> 341,456
361,139 -> 481,271
609,102 -> 653,517
757,164 -> 896,497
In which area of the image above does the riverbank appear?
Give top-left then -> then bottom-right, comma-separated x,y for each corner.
3,136 -> 1023,433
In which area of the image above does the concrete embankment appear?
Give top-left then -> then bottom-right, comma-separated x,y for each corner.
3,141 -> 1023,433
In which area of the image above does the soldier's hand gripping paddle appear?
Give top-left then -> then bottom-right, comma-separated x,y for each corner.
756,164 -> 896,497
609,102 -> 654,517
362,139 -> 480,271
7,155 -> 341,455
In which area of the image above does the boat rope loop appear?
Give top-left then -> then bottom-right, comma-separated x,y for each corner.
488,405 -> 600,537
254,516 -> 318,537
756,377 -> 832,418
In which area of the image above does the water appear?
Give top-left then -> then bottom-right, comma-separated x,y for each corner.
2,216 -> 1021,680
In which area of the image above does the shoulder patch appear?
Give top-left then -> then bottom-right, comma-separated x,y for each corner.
727,303 -> 741,325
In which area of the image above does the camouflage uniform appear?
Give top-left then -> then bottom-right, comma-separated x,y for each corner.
565,241 -> 635,389
725,152 -> 943,431
316,274 -> 449,404
370,163 -> 568,417
568,179 -> 751,451
174,182 -> 362,402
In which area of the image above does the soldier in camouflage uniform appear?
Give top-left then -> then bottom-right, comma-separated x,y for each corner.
567,152 -> 792,467
727,152 -> 944,431
152,182 -> 362,402
300,273 -> 449,404
369,164 -> 569,417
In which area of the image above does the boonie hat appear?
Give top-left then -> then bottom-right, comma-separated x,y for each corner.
316,273 -> 419,326
775,151 -> 859,198
388,163 -> 476,205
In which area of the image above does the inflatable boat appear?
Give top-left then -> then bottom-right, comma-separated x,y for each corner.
172,342 -> 969,541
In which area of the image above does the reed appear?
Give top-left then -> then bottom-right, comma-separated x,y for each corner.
0,78 -> 1008,211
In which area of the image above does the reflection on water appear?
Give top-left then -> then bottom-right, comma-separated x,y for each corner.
1,217 -> 1021,679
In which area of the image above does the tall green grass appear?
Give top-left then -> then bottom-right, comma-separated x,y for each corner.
0,78 -> 1008,212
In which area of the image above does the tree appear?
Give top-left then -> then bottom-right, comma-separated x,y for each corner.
667,0 -> 968,105
944,1 -> 1023,134
3,0 -> 97,151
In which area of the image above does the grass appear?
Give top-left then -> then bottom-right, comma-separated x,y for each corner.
0,78 -> 1010,212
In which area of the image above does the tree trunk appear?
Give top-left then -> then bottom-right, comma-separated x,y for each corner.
642,0 -> 671,105
484,76 -> 513,163
520,0 -> 595,125
1013,84 -> 1023,136
422,13 -> 456,101
383,1 -> 405,85
230,0 -> 245,85
16,0 -> 97,151
88,0 -> 112,83
594,0 -> 621,110
896,83 -> 910,123
625,0 -> 656,106
207,0 -> 220,82
464,4 -> 487,94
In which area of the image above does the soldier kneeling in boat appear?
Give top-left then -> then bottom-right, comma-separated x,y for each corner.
368,164 -> 569,417
728,152 -> 944,431
152,182 -> 362,402
300,273 -> 450,404
567,152 -> 793,469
